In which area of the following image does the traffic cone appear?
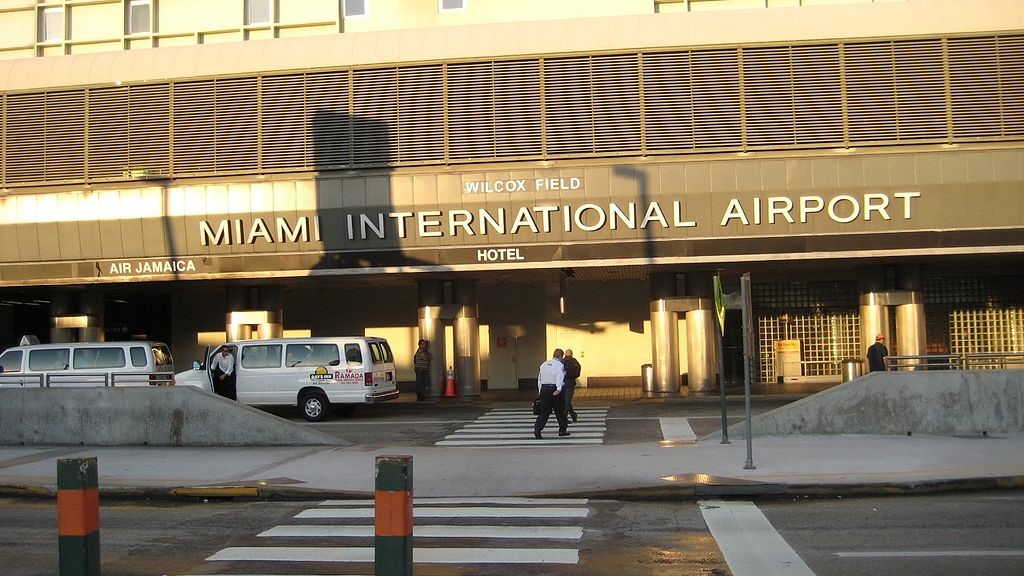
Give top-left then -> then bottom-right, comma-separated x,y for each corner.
443,366 -> 458,398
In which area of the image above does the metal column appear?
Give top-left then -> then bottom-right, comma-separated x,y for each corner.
225,286 -> 283,341
452,280 -> 481,397
417,280 -> 445,399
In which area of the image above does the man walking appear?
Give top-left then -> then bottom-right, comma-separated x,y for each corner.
866,333 -> 889,372
534,348 -> 569,439
561,348 -> 581,423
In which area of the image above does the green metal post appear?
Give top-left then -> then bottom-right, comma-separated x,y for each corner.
375,455 -> 414,576
57,457 -> 100,576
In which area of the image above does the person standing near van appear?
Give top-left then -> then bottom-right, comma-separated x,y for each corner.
561,349 -> 581,423
866,333 -> 889,372
534,348 -> 569,439
211,347 -> 236,400
414,339 -> 432,401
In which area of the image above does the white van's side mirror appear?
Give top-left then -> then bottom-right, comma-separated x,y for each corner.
192,361 -> 201,370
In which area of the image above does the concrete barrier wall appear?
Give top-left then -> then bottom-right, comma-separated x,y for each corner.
0,387 -> 344,446
727,370 -> 1024,437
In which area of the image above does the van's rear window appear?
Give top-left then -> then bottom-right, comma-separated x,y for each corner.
151,345 -> 174,368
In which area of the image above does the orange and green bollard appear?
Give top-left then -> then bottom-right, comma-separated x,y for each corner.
57,457 -> 100,576
375,455 -> 413,576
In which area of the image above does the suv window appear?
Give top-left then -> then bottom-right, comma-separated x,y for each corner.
241,344 -> 282,369
28,348 -> 70,371
74,347 -> 126,369
0,350 -> 23,373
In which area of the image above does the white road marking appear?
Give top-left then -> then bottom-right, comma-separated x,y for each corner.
700,500 -> 815,576
319,497 -> 589,506
659,417 -> 697,443
207,546 -> 579,564
436,438 -> 604,446
837,550 -> 1024,558
260,524 -> 584,539
297,506 -> 590,519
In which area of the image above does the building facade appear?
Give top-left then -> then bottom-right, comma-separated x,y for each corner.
1,0 -> 1022,395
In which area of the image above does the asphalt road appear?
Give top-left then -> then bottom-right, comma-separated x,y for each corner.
2,490 -> 1021,575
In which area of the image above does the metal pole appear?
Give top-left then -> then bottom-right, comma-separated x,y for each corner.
58,457 -> 100,576
716,315 -> 730,444
741,273 -> 756,470
375,455 -> 414,576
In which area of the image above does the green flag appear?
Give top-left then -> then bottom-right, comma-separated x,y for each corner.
714,274 -> 726,334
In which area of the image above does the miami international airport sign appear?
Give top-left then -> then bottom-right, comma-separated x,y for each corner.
0,150 -> 1021,284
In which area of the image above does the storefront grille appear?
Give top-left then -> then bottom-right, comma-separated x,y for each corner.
1,33 -> 1023,186
949,309 -> 1024,362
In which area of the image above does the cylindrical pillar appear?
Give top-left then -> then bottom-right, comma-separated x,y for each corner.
685,306 -> 717,393
50,291 -> 105,343
58,457 -> 100,576
896,266 -> 927,364
50,291 -> 72,343
648,273 -> 680,395
650,303 -> 680,395
453,280 -> 480,397
417,280 -> 445,398
859,293 -> 889,363
225,286 -> 283,341
375,455 -> 413,576
80,291 -> 105,343
685,273 -> 717,393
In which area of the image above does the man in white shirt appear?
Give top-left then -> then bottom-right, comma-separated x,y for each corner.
211,346 -> 236,400
534,348 -> 569,439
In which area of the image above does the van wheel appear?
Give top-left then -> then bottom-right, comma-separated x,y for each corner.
300,391 -> 330,422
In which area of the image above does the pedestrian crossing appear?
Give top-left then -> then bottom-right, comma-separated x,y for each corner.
194,497 -> 589,574
435,407 -> 609,447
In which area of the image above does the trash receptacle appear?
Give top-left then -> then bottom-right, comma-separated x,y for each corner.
840,358 -> 864,382
641,364 -> 654,396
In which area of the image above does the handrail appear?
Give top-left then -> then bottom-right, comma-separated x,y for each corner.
886,352 -> 1024,371
0,372 -> 175,387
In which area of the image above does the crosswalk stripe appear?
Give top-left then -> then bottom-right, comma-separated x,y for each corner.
297,506 -> 590,519
319,497 -> 589,506
260,524 -> 584,539
700,500 -> 815,576
660,417 -> 697,443
208,546 -> 579,564
437,438 -> 604,446
489,407 -> 608,412
445,432 -> 604,439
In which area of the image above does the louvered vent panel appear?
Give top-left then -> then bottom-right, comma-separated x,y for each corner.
261,74 -> 307,170
792,44 -> 843,145
544,56 -> 594,155
352,68 -> 397,165
592,53 -> 641,153
215,77 -> 258,173
743,46 -> 796,147
643,51 -> 695,151
447,61 -> 495,160
998,35 -> 1024,136
306,70 -> 351,168
948,37 -> 1001,138
494,59 -> 542,158
129,84 -> 170,178
1,97 -> 4,185
845,42 -> 898,143
87,86 -> 129,180
45,90 -> 86,182
5,93 -> 44,183
691,48 -> 741,149
893,39 -> 947,140
397,65 -> 444,163
173,80 -> 216,174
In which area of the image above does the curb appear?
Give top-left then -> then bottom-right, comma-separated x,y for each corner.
5,475 -> 1023,502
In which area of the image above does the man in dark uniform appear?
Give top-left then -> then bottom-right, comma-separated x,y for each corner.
534,348 -> 569,439
866,333 -> 889,372
561,348 -> 581,423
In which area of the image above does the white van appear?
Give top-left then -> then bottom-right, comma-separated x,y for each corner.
175,336 -> 399,421
0,340 -> 183,388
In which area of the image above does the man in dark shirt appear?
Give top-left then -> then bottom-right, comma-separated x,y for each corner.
561,349 -> 581,423
866,333 -> 889,372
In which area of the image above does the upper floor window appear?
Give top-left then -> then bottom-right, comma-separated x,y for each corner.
439,0 -> 465,11
344,0 -> 368,18
129,0 -> 152,34
39,6 -> 64,42
245,0 -> 272,25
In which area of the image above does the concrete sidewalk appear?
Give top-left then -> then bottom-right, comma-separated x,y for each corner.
2,432 -> 1022,501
